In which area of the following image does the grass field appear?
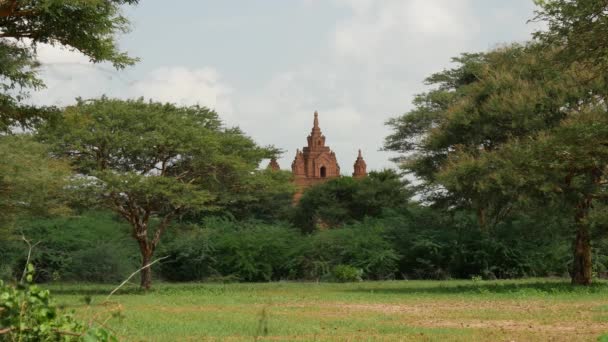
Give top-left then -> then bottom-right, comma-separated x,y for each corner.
49,279 -> 608,341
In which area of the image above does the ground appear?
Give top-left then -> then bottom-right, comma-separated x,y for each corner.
49,279 -> 608,341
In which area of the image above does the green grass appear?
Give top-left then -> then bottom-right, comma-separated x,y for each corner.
48,279 -> 608,341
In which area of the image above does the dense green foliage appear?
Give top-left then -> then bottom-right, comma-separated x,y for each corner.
384,17 -> 608,284
0,211 -> 137,282
534,0 -> 608,69
4,204 -> 598,284
294,169 -> 412,232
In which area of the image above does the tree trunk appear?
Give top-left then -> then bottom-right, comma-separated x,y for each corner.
139,242 -> 153,290
571,221 -> 592,285
571,197 -> 592,286
476,207 -> 486,229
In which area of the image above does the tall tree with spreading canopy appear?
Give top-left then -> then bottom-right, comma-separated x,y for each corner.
385,3 -> 608,284
384,44 -> 581,228
0,0 -> 138,132
40,97 -> 279,289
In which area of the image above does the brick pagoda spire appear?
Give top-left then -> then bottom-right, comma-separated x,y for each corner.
352,149 -> 367,178
292,111 -> 340,179
291,111 -> 340,201
267,157 -> 280,171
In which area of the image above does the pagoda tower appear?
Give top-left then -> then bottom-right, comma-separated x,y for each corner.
291,111 -> 341,200
352,149 -> 367,178
267,157 -> 280,171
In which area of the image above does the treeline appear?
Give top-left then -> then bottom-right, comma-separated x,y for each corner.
3,170 -> 605,283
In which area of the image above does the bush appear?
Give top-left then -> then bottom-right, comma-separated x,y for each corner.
159,218 -> 302,282
159,229 -> 216,282
331,265 -> 362,282
11,211 -> 139,283
211,220 -> 301,282
0,266 -> 116,341
295,222 -> 400,280
66,243 -> 137,283
293,170 -> 412,233
384,207 -> 576,280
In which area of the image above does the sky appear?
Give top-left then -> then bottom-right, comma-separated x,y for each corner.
31,0 -> 541,173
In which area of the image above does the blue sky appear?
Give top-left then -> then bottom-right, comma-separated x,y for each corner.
33,0 -> 541,173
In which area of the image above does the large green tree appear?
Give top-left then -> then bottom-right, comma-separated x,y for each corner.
385,43 -> 608,285
440,110 -> 608,285
384,44 -> 581,227
0,0 -> 138,132
40,97 -> 278,289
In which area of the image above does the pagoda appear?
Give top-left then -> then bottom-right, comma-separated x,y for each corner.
267,111 -> 367,201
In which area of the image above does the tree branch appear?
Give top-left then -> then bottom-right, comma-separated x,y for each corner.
0,0 -> 36,19
105,255 -> 169,301
20,233 -> 40,284
151,209 -> 180,248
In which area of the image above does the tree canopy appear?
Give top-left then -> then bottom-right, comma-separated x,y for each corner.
294,169 -> 413,233
40,97 -> 282,289
385,5 -> 608,284
0,0 -> 139,132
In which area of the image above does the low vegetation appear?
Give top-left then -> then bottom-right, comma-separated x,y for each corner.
45,280 -> 608,341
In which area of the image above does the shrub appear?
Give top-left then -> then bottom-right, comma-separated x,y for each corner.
296,222 -> 400,280
293,170 -> 412,233
0,266 -> 116,341
331,265 -> 363,282
160,218 -> 303,282
211,221 -> 301,282
66,243 -> 137,283
159,230 -> 216,282
13,211 -> 138,283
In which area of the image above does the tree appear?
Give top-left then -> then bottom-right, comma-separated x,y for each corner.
384,43 -> 597,228
0,0 -> 138,132
212,169 -> 295,222
385,41 -> 608,285
440,110 -> 608,285
294,170 -> 413,233
40,97 -> 277,289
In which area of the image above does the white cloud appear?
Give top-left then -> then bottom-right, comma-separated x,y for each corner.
36,44 -> 91,65
30,45 -> 234,119
332,0 -> 478,67
130,66 -> 234,118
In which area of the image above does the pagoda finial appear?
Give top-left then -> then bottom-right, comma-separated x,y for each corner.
358,149 -> 362,158
313,111 -> 319,128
